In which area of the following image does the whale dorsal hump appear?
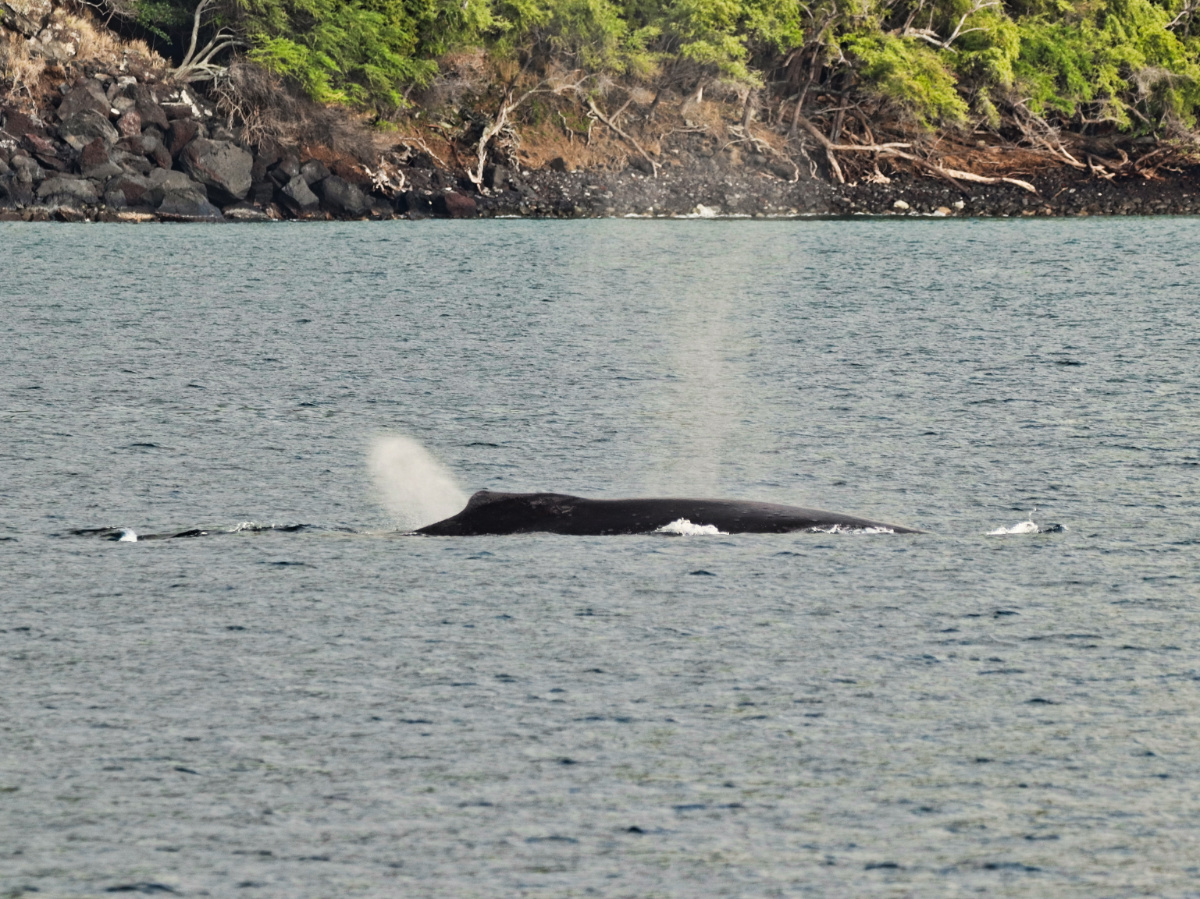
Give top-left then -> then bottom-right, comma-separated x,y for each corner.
464,489 -> 521,511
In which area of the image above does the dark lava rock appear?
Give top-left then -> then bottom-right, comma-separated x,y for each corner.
396,189 -> 430,215
59,110 -> 118,151
107,172 -> 153,207
132,86 -> 169,131
56,80 -> 110,121
251,147 -> 281,182
146,168 -> 207,205
10,154 -> 43,183
279,174 -> 319,215
299,159 -> 330,185
484,164 -> 511,190
116,109 -> 141,138
270,153 -> 301,185
250,179 -> 274,206
111,148 -> 153,176
0,176 -> 34,208
181,138 -> 252,203
166,119 -> 200,158
22,130 -> 58,159
316,174 -> 367,216
79,138 -> 121,179
158,190 -> 223,221
434,190 -> 478,218
117,133 -> 171,169
36,175 -> 99,208
2,109 -> 48,141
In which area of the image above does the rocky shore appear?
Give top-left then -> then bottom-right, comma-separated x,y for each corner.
4,60 -> 1200,223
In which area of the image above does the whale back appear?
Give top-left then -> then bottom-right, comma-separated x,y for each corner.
416,491 -> 923,536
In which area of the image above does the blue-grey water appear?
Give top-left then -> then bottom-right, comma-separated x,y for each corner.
2,219 -> 1199,897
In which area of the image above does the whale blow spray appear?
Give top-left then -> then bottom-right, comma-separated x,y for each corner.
368,435 -> 467,530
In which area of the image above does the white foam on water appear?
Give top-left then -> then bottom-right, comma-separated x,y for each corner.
368,435 -> 468,531
989,509 -> 1041,535
808,524 -> 896,535
989,520 -> 1040,535
117,528 -> 137,542
655,518 -> 727,536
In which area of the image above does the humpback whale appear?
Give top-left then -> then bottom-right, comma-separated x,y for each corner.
416,490 -> 923,536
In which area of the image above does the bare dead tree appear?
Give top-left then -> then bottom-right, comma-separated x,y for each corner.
794,112 -> 1037,192
171,0 -> 244,83
899,0 -> 1001,49
467,74 -> 605,191
1167,0 -> 1200,31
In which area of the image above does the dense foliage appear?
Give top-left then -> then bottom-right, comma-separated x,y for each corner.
117,0 -> 1200,134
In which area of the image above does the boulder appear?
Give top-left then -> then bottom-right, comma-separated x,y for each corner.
22,131 -> 56,158
116,109 -> 141,138
270,153 -> 300,185
111,148 -> 153,176
36,175 -> 99,207
316,175 -> 367,216
118,132 -> 172,169
2,110 -> 48,141
11,154 -> 43,184
58,110 -> 118,151
157,190 -> 223,221
299,159 -> 330,184
132,85 -> 169,131
434,191 -> 477,218
0,0 -> 42,38
147,167 -> 205,197
484,165 -> 511,191
107,172 -> 153,207
250,179 -> 274,206
0,176 -> 35,208
181,138 -> 252,203
79,138 -> 122,180
57,80 -> 110,120
279,174 -> 319,215
251,146 -> 281,182
166,119 -> 199,157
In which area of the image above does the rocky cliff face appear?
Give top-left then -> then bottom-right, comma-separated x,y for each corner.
3,1 -> 1200,222
0,2 -> 483,222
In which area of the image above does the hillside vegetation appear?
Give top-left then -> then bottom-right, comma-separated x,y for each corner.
94,0 -> 1200,137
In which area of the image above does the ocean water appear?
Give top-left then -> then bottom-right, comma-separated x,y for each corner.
2,218 -> 1198,897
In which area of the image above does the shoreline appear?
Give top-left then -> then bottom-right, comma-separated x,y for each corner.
5,163 -> 1200,222
5,65 -> 1199,224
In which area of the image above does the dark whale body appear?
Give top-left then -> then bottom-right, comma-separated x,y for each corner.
417,490 -> 923,536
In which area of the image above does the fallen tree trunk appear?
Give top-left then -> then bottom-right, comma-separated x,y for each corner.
793,114 -> 1037,193
586,98 -> 660,176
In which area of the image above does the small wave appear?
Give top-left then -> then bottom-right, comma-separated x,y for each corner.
989,508 -> 1065,535
67,523 -> 334,542
656,519 -> 727,536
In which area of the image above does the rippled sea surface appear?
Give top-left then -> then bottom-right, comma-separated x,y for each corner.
3,219 -> 1199,898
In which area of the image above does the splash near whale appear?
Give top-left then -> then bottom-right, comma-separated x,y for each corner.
416,490 -> 924,536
